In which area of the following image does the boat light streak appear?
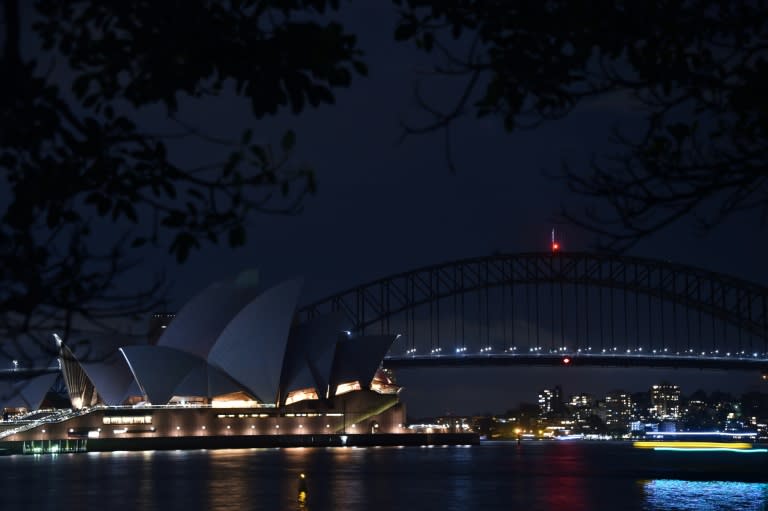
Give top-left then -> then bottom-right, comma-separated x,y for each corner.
653,447 -> 767,453
634,441 -> 753,450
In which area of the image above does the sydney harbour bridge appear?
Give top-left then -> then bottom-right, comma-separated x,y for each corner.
3,251 -> 767,380
299,252 -> 768,373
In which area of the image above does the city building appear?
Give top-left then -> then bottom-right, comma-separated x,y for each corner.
567,393 -> 593,421
538,385 -> 564,417
604,391 -> 634,428
650,382 -> 681,420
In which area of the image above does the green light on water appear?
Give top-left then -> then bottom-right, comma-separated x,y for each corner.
653,447 -> 768,453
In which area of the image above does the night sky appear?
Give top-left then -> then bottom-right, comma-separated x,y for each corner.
16,4 -> 768,417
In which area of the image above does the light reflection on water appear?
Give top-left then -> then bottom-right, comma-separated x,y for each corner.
1,443 -> 766,510
643,480 -> 768,511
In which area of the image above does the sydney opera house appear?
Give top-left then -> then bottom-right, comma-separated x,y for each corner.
0,275 -> 407,453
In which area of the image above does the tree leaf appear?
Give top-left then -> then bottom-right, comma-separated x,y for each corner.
228,224 -> 246,247
281,130 -> 296,152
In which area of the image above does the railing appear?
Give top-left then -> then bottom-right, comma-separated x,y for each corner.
383,351 -> 768,371
0,407 -> 92,439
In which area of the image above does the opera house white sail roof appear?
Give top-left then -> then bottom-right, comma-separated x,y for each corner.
3,275 -> 399,412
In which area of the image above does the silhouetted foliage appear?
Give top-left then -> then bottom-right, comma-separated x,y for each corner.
0,0 -> 365,347
394,1 -> 768,248
740,391 -> 768,420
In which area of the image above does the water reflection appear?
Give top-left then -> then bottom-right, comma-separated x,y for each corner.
328,447 -> 366,509
207,449 -> 254,510
136,450 -> 154,509
539,443 -> 590,511
2,444 -> 767,510
643,480 -> 768,510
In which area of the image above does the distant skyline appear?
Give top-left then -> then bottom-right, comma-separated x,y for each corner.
397,366 -> 763,418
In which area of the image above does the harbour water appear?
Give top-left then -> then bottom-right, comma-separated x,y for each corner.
1,441 -> 766,510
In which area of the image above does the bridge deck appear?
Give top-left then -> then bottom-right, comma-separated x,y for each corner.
384,353 -> 768,371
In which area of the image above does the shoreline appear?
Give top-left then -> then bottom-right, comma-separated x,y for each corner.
0,432 -> 480,455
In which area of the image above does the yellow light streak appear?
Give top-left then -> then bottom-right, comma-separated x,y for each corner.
633,441 -> 753,450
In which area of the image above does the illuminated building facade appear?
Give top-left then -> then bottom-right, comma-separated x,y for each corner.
0,275 -> 407,445
538,385 -> 564,417
650,383 -> 681,420
567,393 -> 594,425
604,391 -> 634,427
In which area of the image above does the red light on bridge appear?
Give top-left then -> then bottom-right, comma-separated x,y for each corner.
550,228 -> 561,253
562,357 -> 571,365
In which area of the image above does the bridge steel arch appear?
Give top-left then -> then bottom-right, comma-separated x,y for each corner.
299,253 -> 768,357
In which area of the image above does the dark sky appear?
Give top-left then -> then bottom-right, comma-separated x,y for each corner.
17,4 -> 768,416
155,4 -> 767,416
158,4 -> 768,301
